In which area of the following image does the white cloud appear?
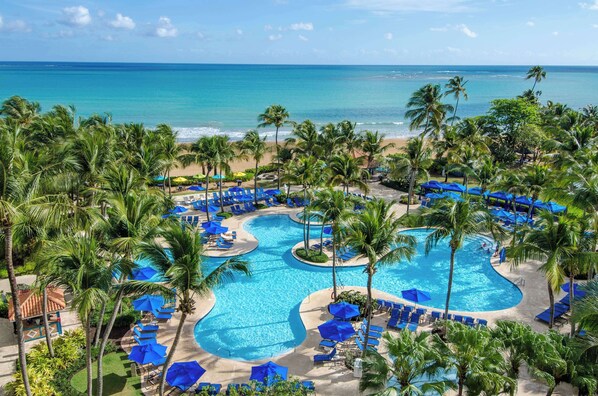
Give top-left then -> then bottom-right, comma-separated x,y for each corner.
345,0 -> 472,13
0,15 -> 3,29
110,13 -> 135,30
102,34 -> 114,41
552,31 -> 559,36
290,22 -> 313,31
456,24 -> 477,38
298,34 -> 308,41
236,28 -> 243,35
593,24 -> 598,28
579,1 -> 598,10
384,32 -> 393,40
155,17 -> 177,37
264,24 -> 273,31
61,6 -> 91,27
0,15 -> 29,33
268,33 -> 282,41
526,21 -> 535,27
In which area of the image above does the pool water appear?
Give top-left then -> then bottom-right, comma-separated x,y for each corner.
191,215 -> 521,361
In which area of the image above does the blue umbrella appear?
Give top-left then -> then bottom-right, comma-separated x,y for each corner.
440,191 -> 464,201
442,182 -> 466,193
229,186 -> 244,193
420,180 -> 443,191
169,206 -> 188,214
323,226 -> 332,236
490,209 -> 512,220
329,302 -> 360,320
317,319 -> 356,342
401,288 -> 431,304
153,175 -> 166,182
265,189 -> 281,195
488,191 -> 513,201
467,186 -> 487,196
499,247 -> 507,264
212,174 -> 225,180
166,361 -> 207,391
250,361 -> 288,385
131,267 -> 158,281
129,343 -> 167,365
132,295 -> 165,312
199,205 -> 220,213
514,196 -> 535,206
203,224 -> 229,235
561,283 -> 586,298
188,185 -> 206,191
201,221 -> 221,229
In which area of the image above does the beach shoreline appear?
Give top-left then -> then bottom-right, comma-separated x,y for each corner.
171,136 -> 409,175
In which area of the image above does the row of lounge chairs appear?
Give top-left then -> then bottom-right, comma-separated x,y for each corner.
336,247 -> 357,261
377,299 -> 488,328
536,302 -> 569,325
287,197 -> 308,208
345,191 -> 373,201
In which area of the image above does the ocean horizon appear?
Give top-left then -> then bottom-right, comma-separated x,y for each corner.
1,62 -> 597,142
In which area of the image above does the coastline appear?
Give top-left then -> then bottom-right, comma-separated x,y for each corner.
172,136 -> 409,175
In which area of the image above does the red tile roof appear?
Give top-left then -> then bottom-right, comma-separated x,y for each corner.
8,288 -> 66,321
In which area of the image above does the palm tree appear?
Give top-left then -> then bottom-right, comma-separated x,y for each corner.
526,66 -> 547,92
519,164 -> 551,221
258,105 -> 290,189
361,130 -> 394,173
491,320 -> 537,379
290,120 -> 322,158
360,331 -> 453,395
417,199 -> 501,327
140,223 -> 250,396
312,189 -> 353,300
336,120 -> 363,156
328,154 -> 369,195
42,234 -> 113,396
389,136 -> 433,214
155,124 -> 182,197
213,135 -> 236,212
445,76 -> 469,126
509,211 -> 578,328
448,145 -> 478,190
405,84 -> 454,138
345,199 -> 416,357
238,130 -> 269,206
433,321 -> 515,396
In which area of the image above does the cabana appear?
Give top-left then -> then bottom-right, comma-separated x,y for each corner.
467,186 -> 487,196
487,191 -> 513,203
420,180 -> 444,193
442,182 -> 466,193
8,287 -> 66,342
534,201 -> 567,213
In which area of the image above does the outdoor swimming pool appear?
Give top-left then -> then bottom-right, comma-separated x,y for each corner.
192,215 -> 522,361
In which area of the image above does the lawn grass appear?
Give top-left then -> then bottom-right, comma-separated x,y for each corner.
70,352 -> 142,395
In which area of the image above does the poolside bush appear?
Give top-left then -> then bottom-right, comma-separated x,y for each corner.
336,290 -> 377,318
217,211 -> 233,219
295,248 -> 328,263
214,378 -> 309,395
0,261 -> 36,279
244,164 -> 277,175
90,298 -> 141,330
381,178 -> 410,192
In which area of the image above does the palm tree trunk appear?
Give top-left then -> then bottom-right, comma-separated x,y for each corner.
205,172 -> 210,222
406,171 -> 416,214
4,224 -> 32,396
332,234 -> 338,301
275,126 -> 280,190
159,312 -> 187,396
254,161 -> 259,206
444,247 -> 456,333
94,301 -> 106,347
306,210 -> 312,251
458,376 -> 464,396
451,97 -> 460,127
85,316 -> 93,396
218,166 -> 224,213
362,265 -> 374,359
547,283 -> 555,329
97,289 -> 125,396
527,198 -> 536,222
303,189 -> 308,251
167,170 -> 172,198
532,80 -> 537,92
318,222 -> 324,255
42,287 -> 54,358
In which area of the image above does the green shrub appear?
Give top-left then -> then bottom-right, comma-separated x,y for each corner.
217,211 -> 233,219
244,164 -> 277,175
113,311 -> 141,329
336,290 -> 377,318
90,298 -> 140,328
0,292 -> 8,318
380,178 -> 410,192
256,203 -> 268,210
295,248 -> 328,263
0,261 -> 36,279
217,378 -> 308,395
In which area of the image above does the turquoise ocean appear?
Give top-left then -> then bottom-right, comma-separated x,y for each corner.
1,62 -> 597,141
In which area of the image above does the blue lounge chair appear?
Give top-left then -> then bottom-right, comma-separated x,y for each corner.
360,325 -> 382,339
355,337 -> 376,352
388,310 -> 409,329
464,317 -> 476,327
363,319 -> 384,333
226,384 -> 251,395
477,319 -> 488,327
154,312 -> 172,321
287,198 -> 295,208
196,383 -> 222,395
416,308 -> 427,316
136,320 -> 159,332
431,311 -> 442,321
217,239 -> 233,249
535,303 -> 569,324
300,381 -> 315,393
358,332 -> 380,346
133,327 -> 156,339
319,339 -> 337,349
406,313 -> 422,332
453,315 -> 464,323
134,335 -> 157,345
314,347 -> 337,363
158,307 -> 175,314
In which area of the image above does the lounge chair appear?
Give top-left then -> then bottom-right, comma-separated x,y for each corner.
388,311 -> 410,329
300,381 -> 315,393
363,318 -> 384,333
477,319 -> 488,327
154,312 -> 172,321
405,313 -> 422,332
287,198 -> 295,208
314,347 -> 337,363
453,315 -> 464,323
319,339 -> 337,349
226,384 -> 251,395
355,337 -> 376,352
136,320 -> 159,332
147,370 -> 163,385
196,383 -> 222,395
464,317 -> 476,327
358,332 -> 379,346
134,335 -> 157,345
535,303 -> 569,324
359,325 -> 382,339
431,311 -> 443,322
157,307 -> 175,314
133,327 -> 156,339
217,239 -> 233,250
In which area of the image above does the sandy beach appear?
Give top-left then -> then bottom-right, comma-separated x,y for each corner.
171,137 -> 409,176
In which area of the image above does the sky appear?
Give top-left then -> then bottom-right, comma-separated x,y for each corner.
1,0 -> 598,65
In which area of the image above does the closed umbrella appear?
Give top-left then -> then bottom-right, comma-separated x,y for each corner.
166,361 -> 206,391
129,343 -> 167,365
132,295 -> 164,312
317,320 -> 356,342
329,302 -> 360,320
250,361 -> 288,385
499,247 -> 507,264
131,267 -> 158,281
169,206 -> 188,214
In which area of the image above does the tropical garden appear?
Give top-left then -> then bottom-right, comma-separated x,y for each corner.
0,65 -> 597,395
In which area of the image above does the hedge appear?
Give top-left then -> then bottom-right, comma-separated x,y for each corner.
295,248 -> 328,263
